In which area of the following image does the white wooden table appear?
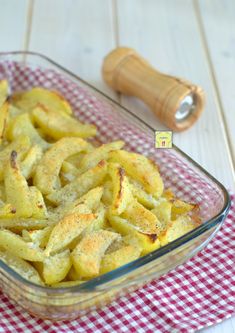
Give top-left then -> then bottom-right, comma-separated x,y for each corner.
0,0 -> 234,332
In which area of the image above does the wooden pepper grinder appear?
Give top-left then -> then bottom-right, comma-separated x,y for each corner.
102,47 -> 205,131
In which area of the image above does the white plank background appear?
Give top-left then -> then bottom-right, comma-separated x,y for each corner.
0,0 -> 234,331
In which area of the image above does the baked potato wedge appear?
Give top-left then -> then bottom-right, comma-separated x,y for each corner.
0,135 -> 31,181
121,199 -> 162,235
45,212 -> 97,255
47,160 -> 107,204
0,101 -> 9,144
21,145 -> 43,179
0,250 -> 43,285
43,250 -> 72,285
11,87 -> 72,115
108,163 -> 133,215
108,215 -> 160,255
159,215 -> 199,246
72,230 -> 120,278
100,244 -> 141,274
0,229 -> 44,261
109,150 -> 164,196
4,151 -> 33,217
80,140 -> 124,172
0,80 -> 8,107
32,104 -> 96,139
22,225 -> 53,248
34,137 -> 88,194
0,218 -> 48,230
152,200 -> 172,230
6,113 -> 48,149
171,199 -> 196,220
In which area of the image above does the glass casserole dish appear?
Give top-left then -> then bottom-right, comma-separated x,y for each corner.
0,51 -> 231,320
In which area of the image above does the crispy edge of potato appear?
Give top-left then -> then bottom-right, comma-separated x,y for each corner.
109,163 -> 133,215
109,150 -> 164,196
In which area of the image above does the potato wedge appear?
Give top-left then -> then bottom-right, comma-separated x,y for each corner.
102,180 -> 113,206
0,229 -> 44,261
0,250 -> 43,285
67,265 -> 82,281
32,104 -> 96,139
0,135 -> 31,181
108,215 -> 160,255
0,218 -> 48,230
100,244 -> 141,274
121,199 -> 161,235
43,250 -> 72,285
45,213 -> 97,255
109,163 -> 132,215
0,101 -> 9,144
22,225 -> 53,248
80,140 -> 124,172
152,200 -> 172,230
50,187 -> 103,221
85,203 -> 106,233
34,137 -> 88,194
4,151 -> 33,217
6,113 -> 49,149
0,80 -> 8,107
61,161 -> 79,183
21,145 -> 43,179
72,230 -> 120,278
171,199 -> 195,220
29,186 -> 48,219
11,87 -> 72,115
109,150 -> 164,196
159,215 -> 199,246
47,160 -> 107,204
65,187 -> 103,214
129,179 -> 158,209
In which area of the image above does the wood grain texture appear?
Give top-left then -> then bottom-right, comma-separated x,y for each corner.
197,0 -> 235,164
115,0 -> 234,189
29,0 -> 117,99
0,0 -> 29,51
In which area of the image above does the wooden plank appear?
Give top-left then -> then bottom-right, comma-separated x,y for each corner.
29,0 -> 117,99
197,0 -> 235,166
0,0 -> 29,51
116,0 -> 234,189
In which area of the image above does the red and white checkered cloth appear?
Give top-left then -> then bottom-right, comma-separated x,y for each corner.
0,196 -> 234,333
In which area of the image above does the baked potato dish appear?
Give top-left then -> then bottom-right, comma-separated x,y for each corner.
0,80 -> 201,287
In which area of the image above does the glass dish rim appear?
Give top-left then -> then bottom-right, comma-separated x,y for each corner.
0,50 -> 231,294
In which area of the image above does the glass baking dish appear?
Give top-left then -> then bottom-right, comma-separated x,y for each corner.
0,51 -> 231,320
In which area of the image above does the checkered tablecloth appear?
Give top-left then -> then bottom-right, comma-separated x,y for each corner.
0,196 -> 234,333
